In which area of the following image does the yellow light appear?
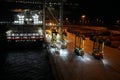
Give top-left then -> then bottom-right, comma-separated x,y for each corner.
81,15 -> 86,18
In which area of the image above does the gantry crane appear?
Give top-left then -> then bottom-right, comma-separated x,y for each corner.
92,36 -> 104,59
74,32 -> 85,56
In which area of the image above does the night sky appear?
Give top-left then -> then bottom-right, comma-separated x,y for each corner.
0,0 -> 120,25
64,0 -> 120,24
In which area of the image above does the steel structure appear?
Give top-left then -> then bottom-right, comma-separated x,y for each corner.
5,0 -> 65,43
19,0 -> 63,31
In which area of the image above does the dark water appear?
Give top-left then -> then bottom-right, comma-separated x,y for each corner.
0,42 -> 55,80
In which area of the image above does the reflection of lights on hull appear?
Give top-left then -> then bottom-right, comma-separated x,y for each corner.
7,37 -> 44,42
6,32 -> 44,42
7,38 -> 43,40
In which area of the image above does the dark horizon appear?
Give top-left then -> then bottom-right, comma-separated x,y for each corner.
64,0 -> 120,25
0,0 -> 120,25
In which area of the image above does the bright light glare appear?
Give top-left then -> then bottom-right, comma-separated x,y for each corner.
25,18 -> 29,21
45,34 -> 52,42
102,59 -> 109,65
59,49 -> 68,57
17,15 -> 25,18
59,49 -> 68,61
49,22 -> 52,26
76,54 -> 91,62
83,54 -> 91,62
38,29 -> 43,35
29,18 -> 32,21
50,48 -> 56,54
32,14 -> 39,19
84,57 -> 91,61
56,34 -> 60,39
81,15 -> 86,18
6,30 -> 12,34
